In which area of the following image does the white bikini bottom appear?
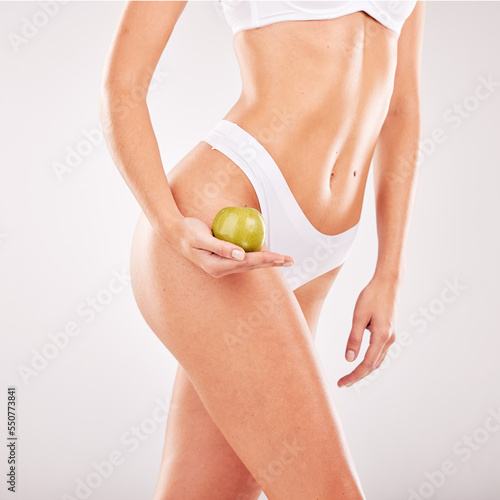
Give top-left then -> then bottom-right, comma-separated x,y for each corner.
202,119 -> 360,290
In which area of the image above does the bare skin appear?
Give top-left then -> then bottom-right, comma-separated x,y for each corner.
148,261 -> 342,500
99,1 -> 426,498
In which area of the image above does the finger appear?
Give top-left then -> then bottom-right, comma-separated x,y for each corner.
374,335 -> 395,369
240,251 -> 295,267
344,313 -> 369,363
338,336 -> 386,388
256,243 -> 294,265
205,248 -> 293,267
198,234 -> 247,261
197,249 -> 294,278
373,345 -> 390,371
198,234 -> 294,265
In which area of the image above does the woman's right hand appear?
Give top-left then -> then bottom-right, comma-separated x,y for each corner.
168,216 -> 294,278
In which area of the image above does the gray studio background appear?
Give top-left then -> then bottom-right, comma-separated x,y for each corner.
1,1 -> 499,499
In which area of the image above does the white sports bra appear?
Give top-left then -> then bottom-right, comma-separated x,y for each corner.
219,1 -> 417,37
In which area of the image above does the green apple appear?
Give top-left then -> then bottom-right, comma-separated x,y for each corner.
212,206 -> 266,252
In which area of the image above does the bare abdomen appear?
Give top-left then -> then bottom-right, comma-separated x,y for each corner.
223,12 -> 399,234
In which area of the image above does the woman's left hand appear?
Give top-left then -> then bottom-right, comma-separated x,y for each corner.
338,276 -> 401,388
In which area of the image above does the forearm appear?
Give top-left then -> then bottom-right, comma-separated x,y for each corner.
98,86 -> 184,243
372,111 -> 422,284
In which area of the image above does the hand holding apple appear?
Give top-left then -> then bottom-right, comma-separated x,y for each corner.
165,212 -> 292,279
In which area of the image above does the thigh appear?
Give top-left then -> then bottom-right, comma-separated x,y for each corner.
293,264 -> 343,338
152,267 -> 342,500
131,144 -> 362,499
154,364 -> 262,500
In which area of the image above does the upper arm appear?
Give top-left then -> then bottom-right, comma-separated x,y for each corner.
101,1 -> 188,92
386,1 -> 426,116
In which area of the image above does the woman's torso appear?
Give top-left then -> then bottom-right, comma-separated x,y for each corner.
222,8 -> 401,234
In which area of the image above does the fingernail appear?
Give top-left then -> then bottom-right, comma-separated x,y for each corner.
273,260 -> 284,264
346,350 -> 356,362
232,249 -> 245,260
283,261 -> 294,267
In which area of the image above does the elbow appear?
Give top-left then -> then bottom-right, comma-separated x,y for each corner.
97,87 -> 106,114
383,101 -> 422,134
97,87 -> 110,134
97,74 -> 113,119
385,106 -> 421,121
97,79 -> 119,116
97,78 -> 146,133
385,92 -> 422,120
